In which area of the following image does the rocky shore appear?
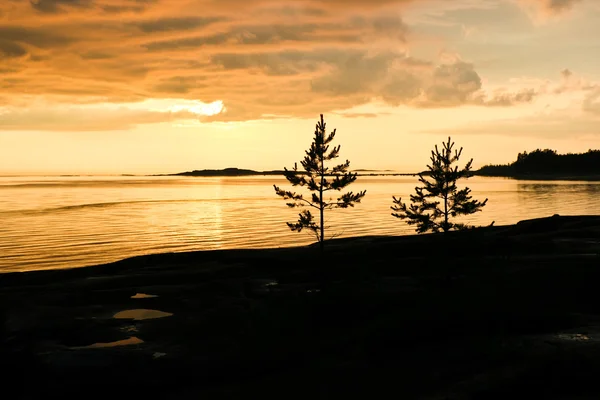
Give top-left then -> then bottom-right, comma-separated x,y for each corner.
2,215 -> 600,399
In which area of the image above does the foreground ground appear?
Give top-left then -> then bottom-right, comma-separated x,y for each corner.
2,215 -> 600,399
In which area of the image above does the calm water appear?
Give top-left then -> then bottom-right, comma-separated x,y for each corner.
1,175 -> 600,272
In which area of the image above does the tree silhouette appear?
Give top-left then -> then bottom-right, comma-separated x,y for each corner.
274,114 -> 366,252
391,137 -> 487,233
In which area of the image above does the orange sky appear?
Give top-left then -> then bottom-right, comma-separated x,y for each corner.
0,0 -> 599,174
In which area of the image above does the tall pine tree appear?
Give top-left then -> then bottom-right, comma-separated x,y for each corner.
392,137 -> 487,233
274,114 -> 366,251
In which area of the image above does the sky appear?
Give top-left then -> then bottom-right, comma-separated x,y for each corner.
0,0 -> 599,174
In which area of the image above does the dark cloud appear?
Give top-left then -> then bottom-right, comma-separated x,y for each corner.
144,15 -> 407,52
79,51 -> 113,60
207,49 -> 536,121
144,32 -> 229,51
212,50 -> 335,76
546,0 -> 581,12
136,16 -> 225,33
350,14 -> 407,41
151,76 -> 208,94
144,24 -> 321,52
518,0 -> 583,15
0,26 -> 73,48
30,0 -> 158,14
381,72 -> 423,104
561,68 -> 573,79
0,40 -> 28,58
479,88 -> 538,106
420,62 -> 482,106
101,5 -> 145,13
311,52 -> 397,95
274,6 -> 328,17
30,0 -> 92,13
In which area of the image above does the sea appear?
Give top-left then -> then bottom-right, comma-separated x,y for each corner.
1,175 -> 600,272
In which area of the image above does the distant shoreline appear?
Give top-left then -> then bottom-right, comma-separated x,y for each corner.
474,172 -> 600,181
153,167 -> 419,177
157,168 -> 600,181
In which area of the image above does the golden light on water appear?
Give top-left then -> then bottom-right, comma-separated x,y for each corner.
2,175 -> 600,272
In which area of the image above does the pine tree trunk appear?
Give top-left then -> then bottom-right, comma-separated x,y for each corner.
319,161 -> 325,254
444,193 -> 448,233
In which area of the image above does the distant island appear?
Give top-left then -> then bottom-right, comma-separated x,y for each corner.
157,168 -> 417,177
169,168 -> 284,177
476,149 -> 600,180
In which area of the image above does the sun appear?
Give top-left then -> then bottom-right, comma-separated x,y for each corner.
167,100 -> 224,116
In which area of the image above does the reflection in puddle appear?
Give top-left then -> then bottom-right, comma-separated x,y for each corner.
153,352 -> 167,359
131,293 -> 158,299
264,281 -> 278,287
72,336 -> 144,349
113,309 -> 173,321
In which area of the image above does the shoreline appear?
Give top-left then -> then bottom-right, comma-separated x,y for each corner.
475,173 -> 600,181
1,214 -> 598,280
3,214 -> 600,398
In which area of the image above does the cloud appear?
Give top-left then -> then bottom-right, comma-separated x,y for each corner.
583,89 -> 600,114
0,107 -> 188,131
421,61 -> 482,106
0,99 -> 222,131
478,88 -> 538,106
152,76 -> 208,94
552,69 -> 596,94
0,40 -> 28,58
333,112 -> 391,118
417,106 -> 600,139
0,26 -> 73,48
516,0 -> 583,18
135,16 -> 225,33
0,0 -> 581,130
30,0 -> 92,14
143,16 -> 406,52
540,0 -> 582,12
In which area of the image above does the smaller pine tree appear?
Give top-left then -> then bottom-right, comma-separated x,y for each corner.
274,114 -> 366,252
392,137 -> 487,233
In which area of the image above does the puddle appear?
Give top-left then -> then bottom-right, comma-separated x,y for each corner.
71,336 -> 144,350
131,293 -> 158,299
121,325 -> 139,333
113,309 -> 173,321
264,281 -> 279,287
153,352 -> 167,359
556,333 -> 591,342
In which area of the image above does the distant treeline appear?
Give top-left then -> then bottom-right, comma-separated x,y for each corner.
477,149 -> 600,178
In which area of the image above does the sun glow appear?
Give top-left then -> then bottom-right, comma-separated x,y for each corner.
166,100 -> 224,116
125,99 -> 225,116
